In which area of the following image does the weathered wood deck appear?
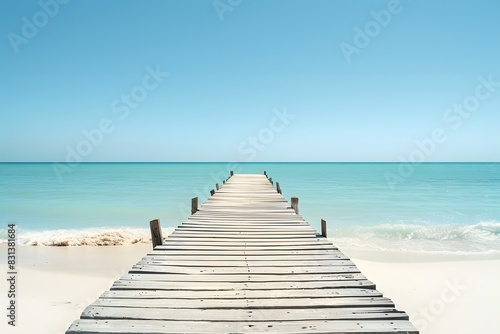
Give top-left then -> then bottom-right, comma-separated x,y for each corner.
66,173 -> 418,333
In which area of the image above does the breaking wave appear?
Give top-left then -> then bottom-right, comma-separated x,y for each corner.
1,222 -> 500,253
330,221 -> 500,254
0,227 -> 174,246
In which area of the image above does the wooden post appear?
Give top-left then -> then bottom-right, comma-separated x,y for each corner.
210,189 -> 215,196
269,177 -> 273,185
276,182 -> 282,194
149,219 -> 163,248
321,219 -> 327,238
264,171 -> 267,177
291,197 -> 299,214
230,171 -> 234,177
191,197 -> 198,215
216,183 -> 220,190
223,180 -> 225,184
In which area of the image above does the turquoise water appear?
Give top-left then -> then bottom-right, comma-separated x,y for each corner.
1,163 -> 499,252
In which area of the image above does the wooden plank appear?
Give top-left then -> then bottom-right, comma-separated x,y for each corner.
67,319 -> 418,333
154,245 -> 338,251
187,218 -> 307,222
167,233 -> 317,239
130,264 -> 360,275
172,230 -> 317,235
202,197 -> 289,201
184,222 -> 309,226
144,255 -> 350,261
90,297 -> 395,309
161,240 -> 334,246
176,226 -> 316,232
174,227 -> 314,232
100,288 -> 382,300
111,280 -> 376,290
119,273 -> 367,282
135,259 -> 355,267
181,219 -> 309,224
179,223 -> 312,228
148,250 -> 340,256
173,229 -> 318,235
164,237 -> 327,243
189,211 -> 301,214
83,305 -> 402,320
197,208 -> 296,211
187,217 -> 304,222
156,245 -> 336,251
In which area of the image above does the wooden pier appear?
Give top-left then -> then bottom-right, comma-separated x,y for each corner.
66,173 -> 418,333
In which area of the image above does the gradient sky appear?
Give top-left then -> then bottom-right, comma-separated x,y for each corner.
1,0 -> 499,162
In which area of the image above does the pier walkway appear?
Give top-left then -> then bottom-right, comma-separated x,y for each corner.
66,173 -> 418,333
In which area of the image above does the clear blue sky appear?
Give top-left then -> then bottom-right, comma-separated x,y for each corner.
1,0 -> 499,162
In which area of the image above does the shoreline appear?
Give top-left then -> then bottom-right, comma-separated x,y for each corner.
336,245 -> 500,263
1,244 -> 499,334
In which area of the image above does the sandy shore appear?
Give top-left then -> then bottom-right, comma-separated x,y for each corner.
341,248 -> 500,334
0,244 -> 151,334
1,244 -> 499,334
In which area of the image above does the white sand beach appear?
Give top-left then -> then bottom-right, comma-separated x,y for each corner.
343,249 -> 500,334
1,244 -> 499,334
0,244 -> 151,334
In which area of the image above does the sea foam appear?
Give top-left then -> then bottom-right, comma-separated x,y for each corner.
0,227 -> 174,246
1,222 -> 499,253
330,221 -> 500,254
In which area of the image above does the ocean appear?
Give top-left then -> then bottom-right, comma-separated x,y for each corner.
1,162 -> 499,254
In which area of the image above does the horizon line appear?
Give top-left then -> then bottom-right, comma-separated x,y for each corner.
1,161 -> 500,164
